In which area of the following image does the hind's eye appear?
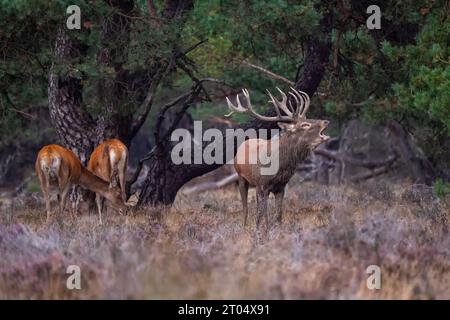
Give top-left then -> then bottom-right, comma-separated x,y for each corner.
300,122 -> 311,129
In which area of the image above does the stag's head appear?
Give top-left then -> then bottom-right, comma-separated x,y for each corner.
226,87 -> 330,149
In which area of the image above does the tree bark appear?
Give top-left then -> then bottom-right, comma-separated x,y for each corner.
48,28 -> 97,164
387,121 -> 435,185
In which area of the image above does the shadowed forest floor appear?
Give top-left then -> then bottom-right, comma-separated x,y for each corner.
0,180 -> 449,299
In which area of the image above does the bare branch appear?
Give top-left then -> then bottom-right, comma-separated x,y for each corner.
146,0 -> 161,26
181,39 -> 208,56
153,89 -> 196,149
332,28 -> 342,72
162,86 -> 202,142
351,164 -> 396,182
128,80 -> 159,139
127,146 -> 156,192
314,148 -> 398,169
181,172 -> 239,195
129,55 -> 178,140
242,60 -> 295,86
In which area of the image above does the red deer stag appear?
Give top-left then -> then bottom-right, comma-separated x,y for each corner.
226,88 -> 330,229
36,144 -> 127,223
87,139 -> 129,223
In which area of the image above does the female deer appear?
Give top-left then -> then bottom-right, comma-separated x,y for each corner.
36,144 -> 127,222
87,139 -> 129,222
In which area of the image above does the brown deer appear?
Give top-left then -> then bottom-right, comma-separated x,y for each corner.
87,139 -> 128,221
35,144 -> 128,223
226,88 -> 330,229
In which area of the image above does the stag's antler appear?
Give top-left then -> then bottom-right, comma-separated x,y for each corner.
289,87 -> 310,118
225,88 -> 311,122
225,88 -> 294,122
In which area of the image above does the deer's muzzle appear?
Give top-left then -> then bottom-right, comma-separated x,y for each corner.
319,120 -> 330,141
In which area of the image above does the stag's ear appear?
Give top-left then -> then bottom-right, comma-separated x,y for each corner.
299,121 -> 312,130
278,122 -> 296,132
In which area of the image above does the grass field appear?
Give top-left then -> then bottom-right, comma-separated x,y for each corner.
0,180 -> 449,299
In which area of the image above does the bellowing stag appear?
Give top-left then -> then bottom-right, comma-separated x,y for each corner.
226,88 -> 330,229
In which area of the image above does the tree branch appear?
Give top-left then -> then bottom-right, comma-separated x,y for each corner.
351,163 -> 396,183
314,148 -> 398,169
153,89 -> 196,149
128,70 -> 164,139
241,60 -> 295,86
146,0 -> 161,26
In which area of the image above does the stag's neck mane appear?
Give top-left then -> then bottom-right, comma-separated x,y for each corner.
277,132 -> 312,166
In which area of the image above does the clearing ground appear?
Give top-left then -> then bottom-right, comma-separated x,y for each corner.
0,180 -> 449,299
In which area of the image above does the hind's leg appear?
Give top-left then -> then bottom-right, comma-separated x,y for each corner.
59,183 -> 71,217
95,193 -> 104,225
38,172 -> 51,221
119,158 -> 127,203
70,186 -> 81,216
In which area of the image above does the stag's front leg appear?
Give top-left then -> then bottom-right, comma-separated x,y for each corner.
238,177 -> 249,226
256,186 -> 269,230
274,187 -> 285,224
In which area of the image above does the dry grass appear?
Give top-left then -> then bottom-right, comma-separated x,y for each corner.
0,180 -> 449,299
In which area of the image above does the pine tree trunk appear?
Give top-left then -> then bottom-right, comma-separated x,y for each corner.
48,28 -> 98,164
388,121 -> 435,185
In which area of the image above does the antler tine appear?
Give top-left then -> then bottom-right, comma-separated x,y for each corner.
265,87 -> 293,118
290,87 -> 310,118
266,89 -> 282,118
225,88 -> 294,122
244,88 -> 295,122
275,87 -> 294,117
290,89 -> 304,118
225,94 -> 247,117
298,90 -> 310,117
288,92 -> 299,113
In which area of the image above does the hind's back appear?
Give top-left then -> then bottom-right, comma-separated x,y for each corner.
36,145 -> 81,182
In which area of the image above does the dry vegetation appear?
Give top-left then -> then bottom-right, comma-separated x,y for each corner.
0,179 -> 449,299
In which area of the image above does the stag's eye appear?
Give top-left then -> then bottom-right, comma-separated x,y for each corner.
300,122 -> 311,129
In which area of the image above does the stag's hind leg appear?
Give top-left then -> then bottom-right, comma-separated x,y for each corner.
238,177 -> 249,226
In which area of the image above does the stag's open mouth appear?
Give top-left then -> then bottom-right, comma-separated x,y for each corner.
319,126 -> 330,141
